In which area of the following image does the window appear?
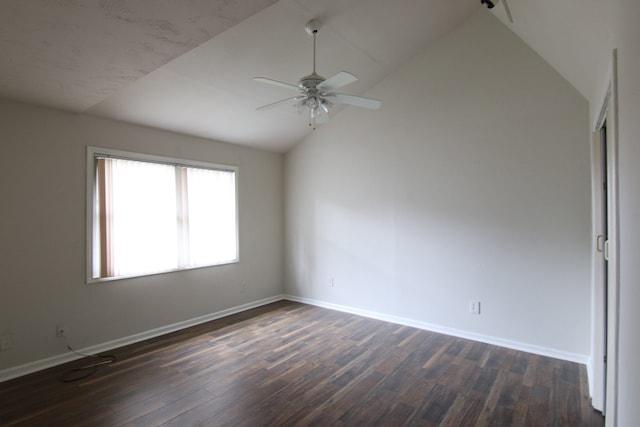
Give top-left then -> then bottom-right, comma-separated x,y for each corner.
87,147 -> 238,282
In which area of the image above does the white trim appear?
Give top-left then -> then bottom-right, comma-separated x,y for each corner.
1,293 -> 592,383
587,356 -> 594,398
589,125 -> 607,411
0,295 -> 283,383
593,63 -> 614,132
604,48 -> 620,427
594,87 -> 611,132
589,50 -> 622,421
283,295 -> 589,365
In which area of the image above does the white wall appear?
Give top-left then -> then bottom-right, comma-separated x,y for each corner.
0,100 -> 283,372
285,12 -> 592,357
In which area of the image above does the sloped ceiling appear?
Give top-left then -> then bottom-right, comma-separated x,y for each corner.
491,0 -> 610,108
0,0 -> 479,152
0,0 -> 608,152
0,0 -> 278,111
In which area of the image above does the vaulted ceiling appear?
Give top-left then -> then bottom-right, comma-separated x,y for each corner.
0,0 -> 609,152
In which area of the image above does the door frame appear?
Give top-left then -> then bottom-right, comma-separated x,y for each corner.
591,49 -> 620,425
590,109 -> 607,412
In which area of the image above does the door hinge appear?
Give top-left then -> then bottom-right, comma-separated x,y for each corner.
604,355 -> 607,364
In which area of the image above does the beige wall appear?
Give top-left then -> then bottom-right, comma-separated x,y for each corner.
285,12 -> 592,358
0,100 -> 283,373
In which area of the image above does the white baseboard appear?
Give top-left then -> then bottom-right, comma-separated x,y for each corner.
586,356 -> 594,398
283,294 -> 590,365
0,295 -> 284,383
1,293 -> 590,383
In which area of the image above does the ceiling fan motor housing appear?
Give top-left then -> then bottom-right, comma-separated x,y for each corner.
298,72 -> 325,91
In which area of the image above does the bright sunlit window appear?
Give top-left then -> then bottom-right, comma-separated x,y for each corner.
87,147 -> 238,282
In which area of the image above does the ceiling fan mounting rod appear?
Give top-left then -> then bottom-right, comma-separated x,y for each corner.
312,31 -> 317,74
305,19 -> 320,75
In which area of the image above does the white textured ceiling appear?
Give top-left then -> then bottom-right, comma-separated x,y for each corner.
0,0 -> 609,152
0,0 -> 278,112
0,0 -> 479,151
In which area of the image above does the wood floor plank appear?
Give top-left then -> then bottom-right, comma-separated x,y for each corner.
0,301 -> 604,426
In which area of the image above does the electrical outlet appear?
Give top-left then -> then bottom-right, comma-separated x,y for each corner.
469,300 -> 481,315
328,277 -> 334,287
56,325 -> 66,338
0,333 -> 12,350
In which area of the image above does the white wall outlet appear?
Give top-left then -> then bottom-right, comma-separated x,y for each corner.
0,333 -> 12,350
56,325 -> 66,338
469,300 -> 481,315
328,277 -> 334,287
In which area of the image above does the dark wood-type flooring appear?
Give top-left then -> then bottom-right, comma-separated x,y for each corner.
0,301 -> 604,426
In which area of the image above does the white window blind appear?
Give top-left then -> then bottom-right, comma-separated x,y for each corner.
88,148 -> 238,281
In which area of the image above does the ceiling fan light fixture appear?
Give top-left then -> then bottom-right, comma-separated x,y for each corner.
320,99 -> 331,114
305,96 -> 319,109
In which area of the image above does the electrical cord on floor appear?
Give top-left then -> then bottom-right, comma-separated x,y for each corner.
59,339 -> 117,383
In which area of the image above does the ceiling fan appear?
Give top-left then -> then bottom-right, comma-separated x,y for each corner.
481,0 -> 513,23
254,19 -> 381,129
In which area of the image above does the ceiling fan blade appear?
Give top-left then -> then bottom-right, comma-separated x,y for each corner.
327,93 -> 381,110
501,0 -> 514,23
317,71 -> 357,92
254,77 -> 300,92
257,96 -> 304,111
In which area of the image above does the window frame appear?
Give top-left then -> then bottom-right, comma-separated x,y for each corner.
86,146 -> 239,284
